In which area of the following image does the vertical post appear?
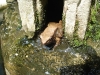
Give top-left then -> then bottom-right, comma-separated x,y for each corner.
63,0 -> 80,39
77,0 -> 91,39
17,0 -> 35,38
63,0 -> 91,40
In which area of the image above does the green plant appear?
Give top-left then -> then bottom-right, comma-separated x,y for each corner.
85,1 -> 100,41
70,0 -> 100,47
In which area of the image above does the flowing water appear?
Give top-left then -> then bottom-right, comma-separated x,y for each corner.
0,1 -> 100,75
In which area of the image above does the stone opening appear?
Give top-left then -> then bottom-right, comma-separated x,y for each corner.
45,0 -> 64,24
40,0 -> 64,50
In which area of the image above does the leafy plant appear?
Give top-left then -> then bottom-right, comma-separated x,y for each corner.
70,0 -> 100,47
85,1 -> 100,41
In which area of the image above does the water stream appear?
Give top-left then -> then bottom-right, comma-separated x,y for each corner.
0,1 -> 100,75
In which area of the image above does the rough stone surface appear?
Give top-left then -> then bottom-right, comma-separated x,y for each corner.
63,0 -> 80,38
77,0 -> 91,39
63,0 -> 91,39
17,0 -> 35,34
64,3 -> 77,38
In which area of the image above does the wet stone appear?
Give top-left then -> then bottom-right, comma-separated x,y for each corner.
0,1 -> 100,75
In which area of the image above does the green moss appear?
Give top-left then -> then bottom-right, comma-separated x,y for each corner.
69,1 -> 100,47
85,2 -> 100,41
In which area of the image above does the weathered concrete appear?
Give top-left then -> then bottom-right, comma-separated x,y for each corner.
63,0 -> 80,38
64,3 -> 77,38
77,0 -> 91,39
17,0 -> 47,38
63,0 -> 91,40
17,0 -> 35,38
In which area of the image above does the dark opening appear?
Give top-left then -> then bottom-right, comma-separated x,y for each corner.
45,0 -> 64,24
